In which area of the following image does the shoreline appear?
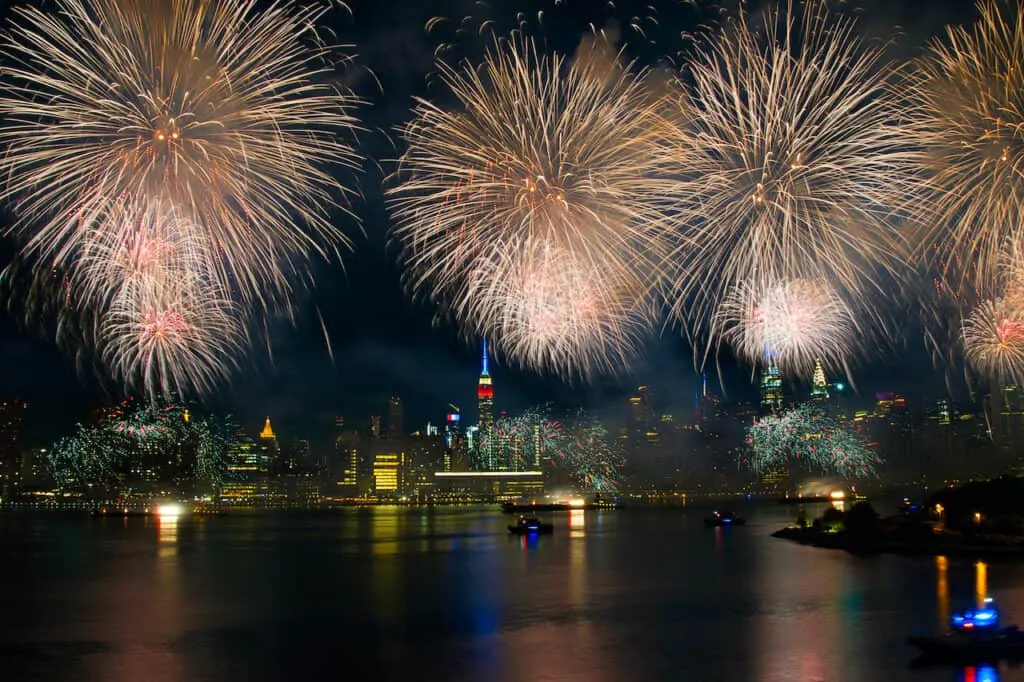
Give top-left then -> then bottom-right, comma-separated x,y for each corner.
772,526 -> 1024,558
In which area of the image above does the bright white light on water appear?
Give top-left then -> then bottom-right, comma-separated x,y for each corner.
156,503 -> 184,518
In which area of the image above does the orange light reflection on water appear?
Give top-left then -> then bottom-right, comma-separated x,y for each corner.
936,555 -> 949,631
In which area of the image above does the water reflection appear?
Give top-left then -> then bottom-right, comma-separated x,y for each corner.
568,509 -> 585,538
754,536 -> 855,681
976,561 -> 988,607
936,556 -> 949,630
369,510 -> 401,627
960,665 -> 1000,682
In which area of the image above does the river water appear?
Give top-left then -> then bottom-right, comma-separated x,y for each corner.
0,503 -> 1021,681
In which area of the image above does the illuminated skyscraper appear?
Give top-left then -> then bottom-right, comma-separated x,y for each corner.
760,357 -> 783,414
332,427 -> 360,497
258,416 -> 282,471
477,340 -> 494,428
445,406 -> 461,449
811,359 -> 829,401
387,396 -> 403,438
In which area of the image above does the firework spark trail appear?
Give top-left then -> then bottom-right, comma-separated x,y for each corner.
389,33 -> 672,378
661,0 -> 913,367
906,0 -> 1024,295
0,0 -> 362,305
743,404 -> 881,479
426,0 -> 723,67
718,278 -> 857,377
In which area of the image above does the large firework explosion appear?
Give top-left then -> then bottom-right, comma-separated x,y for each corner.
388,33 -> 672,379
718,278 -> 857,377
0,0 -> 362,396
50,399 -> 234,492
742,404 -> 881,479
661,0 -> 912,366
906,0 -> 1024,295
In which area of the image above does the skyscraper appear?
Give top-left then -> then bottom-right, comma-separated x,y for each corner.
0,401 -> 27,491
477,340 -> 494,428
445,406 -> 461,449
811,359 -> 829,401
258,417 -> 281,471
760,357 -> 783,414
387,396 -> 403,438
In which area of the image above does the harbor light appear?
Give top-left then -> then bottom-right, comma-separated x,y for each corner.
156,503 -> 184,518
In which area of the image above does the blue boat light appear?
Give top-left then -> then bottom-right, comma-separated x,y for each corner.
951,603 -> 1000,630
722,518 -> 732,523
977,665 -> 999,682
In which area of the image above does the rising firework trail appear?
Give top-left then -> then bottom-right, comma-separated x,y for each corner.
906,0 -> 1024,295
661,0 -> 912,367
0,0 -> 363,309
388,33 -> 673,379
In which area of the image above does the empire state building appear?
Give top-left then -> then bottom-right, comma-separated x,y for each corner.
477,339 -> 494,428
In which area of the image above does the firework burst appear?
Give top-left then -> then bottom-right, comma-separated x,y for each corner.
101,274 -> 245,398
743,404 -> 880,479
467,238 -> 652,377
558,409 -> 625,492
718,278 -> 857,376
963,297 -> 1024,386
50,399 -> 233,491
479,404 -> 564,471
388,33 -> 672,379
906,0 -> 1024,293
661,0 -> 912,363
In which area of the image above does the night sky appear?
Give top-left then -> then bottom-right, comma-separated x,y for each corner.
0,0 -> 983,449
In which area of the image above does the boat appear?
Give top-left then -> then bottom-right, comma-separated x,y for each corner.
909,597 -> 1024,662
704,511 -> 746,528
508,516 -> 554,535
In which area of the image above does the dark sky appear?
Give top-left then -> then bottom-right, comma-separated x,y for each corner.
0,0 -> 981,450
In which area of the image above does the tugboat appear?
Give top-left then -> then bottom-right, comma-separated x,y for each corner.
508,516 -> 554,535
704,510 -> 746,528
909,597 -> 1024,662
